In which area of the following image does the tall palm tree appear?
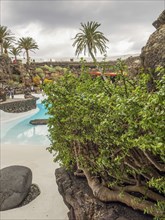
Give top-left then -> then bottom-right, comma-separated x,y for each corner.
18,37 -> 39,64
3,41 -> 13,56
0,25 -> 15,55
10,46 -> 21,61
72,21 -> 109,62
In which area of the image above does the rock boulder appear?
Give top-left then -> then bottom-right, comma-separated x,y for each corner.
152,10 -> 165,29
0,165 -> 32,211
140,10 -> 165,70
0,55 -> 12,82
124,56 -> 142,77
30,119 -> 48,125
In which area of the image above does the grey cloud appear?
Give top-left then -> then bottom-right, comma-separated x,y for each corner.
2,0 -> 164,58
3,1 -> 163,29
3,1 -> 90,29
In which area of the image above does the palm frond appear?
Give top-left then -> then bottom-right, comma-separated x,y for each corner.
72,21 -> 109,61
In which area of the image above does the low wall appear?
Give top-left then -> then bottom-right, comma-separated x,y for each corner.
0,98 -> 37,113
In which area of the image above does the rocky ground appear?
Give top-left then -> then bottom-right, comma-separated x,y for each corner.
140,10 -> 165,70
55,168 -> 153,220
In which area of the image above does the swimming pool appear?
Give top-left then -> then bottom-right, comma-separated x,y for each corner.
1,97 -> 50,146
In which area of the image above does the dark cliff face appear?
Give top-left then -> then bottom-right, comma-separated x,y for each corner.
140,10 -> 165,70
152,10 -> 165,29
0,55 -> 13,81
0,56 -> 28,86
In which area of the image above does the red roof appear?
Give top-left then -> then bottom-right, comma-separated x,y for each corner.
89,71 -> 117,76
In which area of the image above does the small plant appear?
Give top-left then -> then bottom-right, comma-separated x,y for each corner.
43,78 -> 53,84
32,75 -> 41,86
35,67 -> 44,74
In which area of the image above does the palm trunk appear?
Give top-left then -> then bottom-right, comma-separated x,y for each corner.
26,49 -> 30,65
0,43 -> 3,55
89,49 -> 107,81
89,50 -> 97,63
83,169 -> 164,217
4,48 -> 8,56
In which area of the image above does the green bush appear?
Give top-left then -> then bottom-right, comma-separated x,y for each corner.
35,67 -> 44,73
44,66 -> 165,218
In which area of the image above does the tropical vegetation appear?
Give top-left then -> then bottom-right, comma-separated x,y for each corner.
73,21 -> 109,62
44,63 -> 165,219
0,25 -> 39,65
0,25 -> 15,55
18,37 -> 39,64
9,47 -> 21,61
3,41 -> 13,55
0,20 -> 164,220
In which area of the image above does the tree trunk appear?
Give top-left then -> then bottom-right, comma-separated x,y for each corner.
26,49 -> 30,65
89,50 -> 97,63
82,168 -> 164,217
4,48 -> 8,56
0,43 -> 3,55
88,48 -> 107,81
73,142 -> 164,217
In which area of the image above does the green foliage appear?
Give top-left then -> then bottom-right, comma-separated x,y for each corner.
35,67 -> 44,73
18,37 -> 38,64
3,41 -> 13,55
149,177 -> 165,195
12,74 -> 21,82
32,75 -> 41,86
44,65 -> 165,217
0,25 -> 15,55
18,37 -> 38,51
54,66 -> 63,71
144,201 -> 165,220
9,46 -> 21,59
8,80 -> 16,87
43,78 -> 53,84
72,21 -> 109,62
42,65 -> 55,73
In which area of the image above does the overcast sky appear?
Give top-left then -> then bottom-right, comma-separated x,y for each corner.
1,0 -> 164,60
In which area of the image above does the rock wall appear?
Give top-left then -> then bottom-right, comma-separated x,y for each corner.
33,61 -> 96,69
0,55 -> 13,81
124,56 -> 141,77
140,10 -> 165,70
152,10 -> 165,29
55,168 -> 153,220
0,98 -> 37,113
0,56 -> 29,87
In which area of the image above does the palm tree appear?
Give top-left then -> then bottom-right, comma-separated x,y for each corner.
3,41 -> 13,56
18,37 -> 39,64
10,46 -> 21,61
0,25 -> 15,55
72,21 -> 109,62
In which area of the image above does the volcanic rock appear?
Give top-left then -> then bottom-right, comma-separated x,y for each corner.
140,10 -> 165,70
0,165 -> 32,211
55,167 -> 153,220
30,119 -> 48,125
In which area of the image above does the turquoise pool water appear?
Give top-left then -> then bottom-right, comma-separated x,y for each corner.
2,102 -> 50,146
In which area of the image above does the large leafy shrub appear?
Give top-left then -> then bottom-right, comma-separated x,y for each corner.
44,66 -> 165,218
